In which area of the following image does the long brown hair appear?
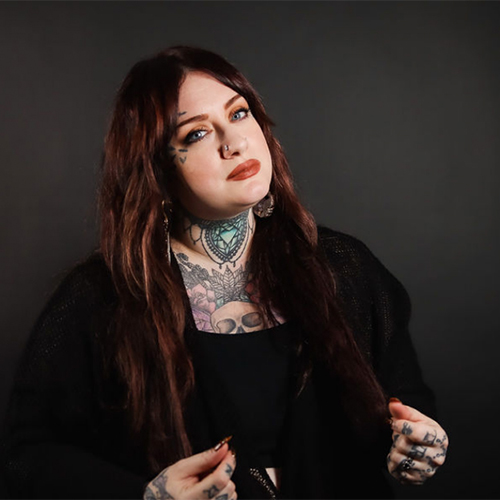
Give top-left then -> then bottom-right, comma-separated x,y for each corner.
99,46 -> 388,473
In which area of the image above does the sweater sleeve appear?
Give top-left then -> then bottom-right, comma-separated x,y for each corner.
0,254 -> 149,499
318,227 -> 437,420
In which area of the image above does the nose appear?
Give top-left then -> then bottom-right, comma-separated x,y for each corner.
221,132 -> 248,159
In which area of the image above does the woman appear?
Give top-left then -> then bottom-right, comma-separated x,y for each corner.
1,46 -> 448,499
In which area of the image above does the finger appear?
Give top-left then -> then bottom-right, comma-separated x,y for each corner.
175,437 -> 232,478
392,433 -> 447,467
391,419 -> 447,449
197,449 -> 236,499
203,479 -> 236,500
387,450 -> 432,485
388,399 -> 438,425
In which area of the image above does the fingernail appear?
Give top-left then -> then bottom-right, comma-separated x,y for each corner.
230,445 -> 237,459
389,397 -> 402,404
214,435 -> 233,451
385,417 -> 393,426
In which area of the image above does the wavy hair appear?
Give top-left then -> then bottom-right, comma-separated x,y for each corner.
99,46 -> 388,473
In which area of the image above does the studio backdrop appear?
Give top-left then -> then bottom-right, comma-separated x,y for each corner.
1,2 -> 499,498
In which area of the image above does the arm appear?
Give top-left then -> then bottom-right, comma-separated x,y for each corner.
0,255 -> 148,498
319,228 -> 447,483
318,226 -> 436,416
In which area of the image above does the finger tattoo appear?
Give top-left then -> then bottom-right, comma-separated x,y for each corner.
422,430 -> 437,445
402,422 -> 413,435
391,434 -> 400,449
409,444 -> 427,459
203,485 -> 221,499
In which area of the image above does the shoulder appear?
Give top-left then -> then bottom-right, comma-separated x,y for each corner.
46,251 -> 115,308
25,251 -> 116,357
317,225 -> 379,273
317,225 -> 410,307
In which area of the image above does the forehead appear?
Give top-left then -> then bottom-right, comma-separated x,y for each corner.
177,72 -> 239,112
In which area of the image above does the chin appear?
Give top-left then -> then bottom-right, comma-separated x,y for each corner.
240,177 -> 271,205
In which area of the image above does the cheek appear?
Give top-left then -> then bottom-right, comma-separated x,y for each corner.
177,160 -> 218,192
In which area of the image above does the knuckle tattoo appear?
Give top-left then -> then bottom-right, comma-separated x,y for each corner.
401,422 -> 413,435
203,485 -> 221,499
422,430 -> 437,445
409,444 -> 426,459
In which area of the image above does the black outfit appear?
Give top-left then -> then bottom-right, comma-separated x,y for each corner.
0,227 -> 435,499
188,324 -> 294,469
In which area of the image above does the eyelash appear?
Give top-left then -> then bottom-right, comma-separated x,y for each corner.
182,107 -> 251,145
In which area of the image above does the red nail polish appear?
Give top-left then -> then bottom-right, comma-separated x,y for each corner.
214,435 -> 233,451
389,397 -> 402,404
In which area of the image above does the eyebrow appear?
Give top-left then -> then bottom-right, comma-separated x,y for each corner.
175,94 -> 244,129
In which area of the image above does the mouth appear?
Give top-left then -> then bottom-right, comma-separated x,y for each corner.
227,159 -> 261,181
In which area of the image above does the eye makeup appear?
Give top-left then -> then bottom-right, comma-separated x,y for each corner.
181,105 -> 251,145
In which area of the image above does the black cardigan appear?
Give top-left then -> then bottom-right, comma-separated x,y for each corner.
0,227 -> 435,499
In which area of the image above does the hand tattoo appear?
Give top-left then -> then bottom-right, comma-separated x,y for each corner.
203,485 -> 221,499
401,422 -> 413,435
409,444 -> 427,459
143,471 -> 174,499
422,430 -> 437,445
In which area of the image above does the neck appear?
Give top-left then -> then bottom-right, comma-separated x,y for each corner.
172,208 -> 256,268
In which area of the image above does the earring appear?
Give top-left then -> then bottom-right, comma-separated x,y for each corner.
252,192 -> 275,218
161,200 -> 172,264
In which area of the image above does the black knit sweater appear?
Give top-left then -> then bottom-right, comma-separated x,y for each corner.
0,227 -> 435,499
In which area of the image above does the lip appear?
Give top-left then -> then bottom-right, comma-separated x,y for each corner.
227,159 -> 261,181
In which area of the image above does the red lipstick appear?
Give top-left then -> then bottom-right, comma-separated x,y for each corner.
227,159 -> 261,181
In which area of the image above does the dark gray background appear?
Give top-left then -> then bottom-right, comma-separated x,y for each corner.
1,2 -> 499,498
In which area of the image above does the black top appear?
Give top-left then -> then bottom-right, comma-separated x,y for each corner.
0,226 -> 436,499
186,323 -> 295,468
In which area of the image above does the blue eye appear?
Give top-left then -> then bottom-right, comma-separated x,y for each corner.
184,129 -> 208,144
231,107 -> 250,121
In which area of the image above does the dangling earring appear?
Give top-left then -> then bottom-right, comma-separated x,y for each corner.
161,200 -> 172,264
253,192 -> 275,218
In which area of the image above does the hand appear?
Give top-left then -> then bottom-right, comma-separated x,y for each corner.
386,399 -> 448,485
143,436 -> 237,500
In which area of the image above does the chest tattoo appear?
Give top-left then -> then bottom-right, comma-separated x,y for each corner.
175,252 -> 262,333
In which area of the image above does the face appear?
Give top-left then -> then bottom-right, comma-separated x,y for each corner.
168,72 -> 273,220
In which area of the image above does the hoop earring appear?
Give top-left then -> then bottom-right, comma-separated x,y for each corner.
252,192 -> 275,218
161,200 -> 172,264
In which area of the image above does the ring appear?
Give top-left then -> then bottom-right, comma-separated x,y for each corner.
400,458 -> 412,471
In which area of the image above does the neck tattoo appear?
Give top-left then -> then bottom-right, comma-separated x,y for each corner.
182,210 -> 254,268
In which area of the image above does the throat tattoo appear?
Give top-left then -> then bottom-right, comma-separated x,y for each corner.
183,210 -> 253,267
